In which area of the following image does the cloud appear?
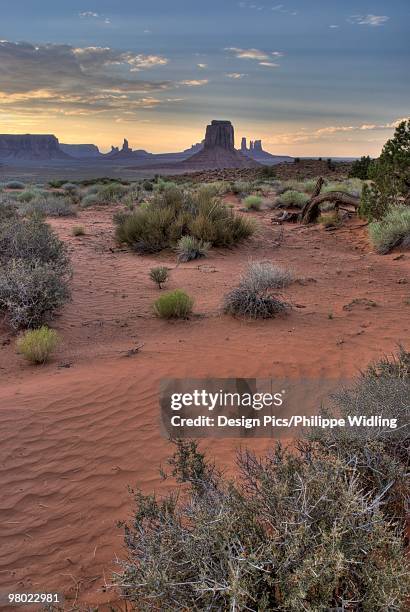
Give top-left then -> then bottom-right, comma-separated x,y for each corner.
348,14 -> 389,27
178,79 -> 208,86
0,41 -> 173,120
269,117 -> 408,145
225,48 -> 283,62
197,63 -> 207,69
79,11 -> 99,18
226,72 -> 247,79
259,62 -> 280,67
329,25 -> 339,29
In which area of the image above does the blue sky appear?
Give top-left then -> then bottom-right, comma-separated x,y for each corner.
0,0 -> 408,154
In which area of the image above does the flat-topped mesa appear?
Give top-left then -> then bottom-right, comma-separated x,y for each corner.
204,120 -> 235,150
0,134 -> 70,160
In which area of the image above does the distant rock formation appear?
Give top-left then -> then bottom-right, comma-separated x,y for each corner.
0,134 -> 71,160
240,137 -> 293,165
60,143 -> 101,158
183,141 -> 204,155
106,138 -> 151,159
179,121 -> 260,170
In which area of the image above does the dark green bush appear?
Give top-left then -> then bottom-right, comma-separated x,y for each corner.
349,155 -> 372,180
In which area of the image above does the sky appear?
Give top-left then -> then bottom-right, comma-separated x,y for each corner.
0,0 -> 408,156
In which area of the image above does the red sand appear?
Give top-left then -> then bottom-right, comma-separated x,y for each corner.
0,199 -> 409,607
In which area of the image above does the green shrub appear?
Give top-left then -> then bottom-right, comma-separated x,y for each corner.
277,190 -> 310,207
176,235 -> 210,262
61,182 -> 78,194
149,266 -> 169,289
368,205 -> 410,253
17,326 -> 60,364
318,211 -> 341,228
359,183 -> 389,221
0,258 -> 70,329
142,180 -> 154,191
243,195 -> 262,210
232,180 -> 252,195
72,225 -> 85,236
349,155 -> 372,180
115,188 -> 254,253
153,289 -> 193,319
16,189 -> 41,203
97,182 -> 129,203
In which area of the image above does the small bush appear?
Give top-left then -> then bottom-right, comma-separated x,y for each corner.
5,180 -> 25,190
349,155 -> 372,179
224,262 -> 291,319
17,326 -> 60,364
0,259 -> 70,329
368,205 -> 410,253
359,183 -> 389,221
61,182 -> 78,193
153,289 -> 193,319
16,189 -> 41,203
277,190 -> 309,207
24,195 -> 76,217
231,180 -> 252,195
149,266 -> 169,289
97,182 -> 129,203
72,225 -> 85,236
176,235 -> 210,262
81,193 -> 100,207
243,195 -> 262,210
318,211 -> 341,228
142,180 -> 153,191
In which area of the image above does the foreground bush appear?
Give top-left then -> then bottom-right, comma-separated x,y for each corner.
23,195 -> 77,217
153,289 -> 193,319
17,326 -> 60,364
224,261 -> 291,319
0,259 -> 70,329
368,205 -> 410,253
115,187 -> 254,253
117,434 -> 409,611
306,347 -> 410,527
176,235 -> 210,262
5,180 -> 25,190
0,216 -> 70,273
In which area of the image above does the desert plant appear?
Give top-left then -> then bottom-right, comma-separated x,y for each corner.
224,262 -> 291,319
97,182 -> 129,203
5,180 -> 25,190
176,235 -> 210,262
61,182 -> 78,194
277,190 -> 309,207
81,193 -> 100,207
368,205 -> 410,253
72,225 -> 85,236
306,347 -> 409,526
149,266 -> 169,289
0,258 -> 70,329
24,195 -> 77,217
318,211 -> 341,228
142,180 -> 154,191
153,289 -> 193,319
16,189 -> 42,203
117,438 -> 409,611
17,326 -> 60,364
243,195 -> 262,210
231,180 -> 252,195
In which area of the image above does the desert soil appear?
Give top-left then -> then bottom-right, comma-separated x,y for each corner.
0,196 -> 409,609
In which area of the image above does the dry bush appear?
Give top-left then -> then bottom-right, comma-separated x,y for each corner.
276,190 -> 310,207
17,326 -> 60,364
72,225 -> 85,236
23,195 -> 77,217
224,261 -> 291,319
0,259 -> 70,329
243,195 -> 262,210
368,205 -> 410,253
306,347 -> 410,527
116,438 -> 409,611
